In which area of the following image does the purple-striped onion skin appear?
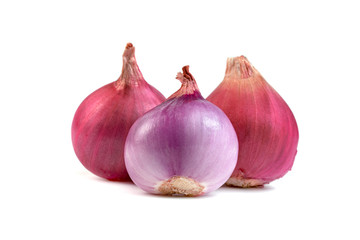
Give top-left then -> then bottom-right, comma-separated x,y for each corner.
125,66 -> 238,196
71,43 -> 165,181
207,56 -> 299,187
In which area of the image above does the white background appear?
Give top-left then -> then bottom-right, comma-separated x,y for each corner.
1,0 -> 359,239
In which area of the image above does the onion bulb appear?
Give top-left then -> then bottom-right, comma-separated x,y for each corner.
71,43 -> 165,181
207,56 -> 299,187
125,66 -> 238,196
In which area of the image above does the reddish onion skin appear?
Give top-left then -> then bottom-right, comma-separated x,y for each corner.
207,56 -> 299,187
71,43 -> 165,181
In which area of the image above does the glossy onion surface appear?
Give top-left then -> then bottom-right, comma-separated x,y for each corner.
207,56 -> 299,187
125,66 -> 238,196
72,43 -> 165,180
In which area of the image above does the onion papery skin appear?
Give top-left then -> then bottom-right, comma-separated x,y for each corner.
125,66 -> 238,196
71,43 -> 165,181
207,56 -> 299,187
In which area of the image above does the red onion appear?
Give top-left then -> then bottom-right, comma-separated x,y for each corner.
124,66 -> 238,196
207,56 -> 299,187
71,43 -> 165,181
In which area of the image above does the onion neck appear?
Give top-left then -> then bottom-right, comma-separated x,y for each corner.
115,43 -> 145,88
168,65 -> 201,99
224,56 -> 255,80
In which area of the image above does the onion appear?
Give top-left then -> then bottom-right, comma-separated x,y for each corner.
124,66 -> 238,196
71,43 -> 165,181
207,56 -> 299,187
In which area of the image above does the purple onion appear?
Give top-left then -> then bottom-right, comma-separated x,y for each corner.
124,66 -> 238,196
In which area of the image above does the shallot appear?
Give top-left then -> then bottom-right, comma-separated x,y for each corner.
71,43 -> 165,181
125,66 -> 238,196
207,56 -> 299,187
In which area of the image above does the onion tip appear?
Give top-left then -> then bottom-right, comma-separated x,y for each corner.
116,42 -> 145,87
226,55 -> 254,79
170,65 -> 201,99
126,42 -> 133,49
122,42 -> 135,60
